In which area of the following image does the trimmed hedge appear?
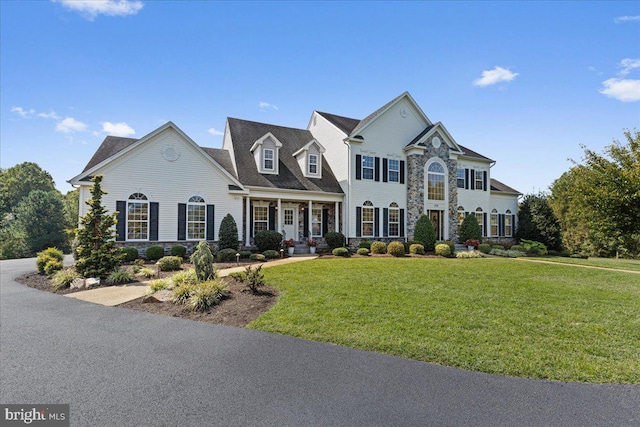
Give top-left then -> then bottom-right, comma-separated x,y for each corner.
478,243 -> 492,254
263,250 -> 280,260
158,256 -> 182,271
387,241 -> 405,257
217,248 -> 238,262
370,241 -> 387,254
145,245 -> 165,261
356,248 -> 370,256
332,247 -> 350,257
121,247 -> 139,262
254,230 -> 283,252
409,243 -> 425,255
435,243 -> 451,257
170,245 -> 186,258
324,232 -> 346,250
249,253 -> 266,262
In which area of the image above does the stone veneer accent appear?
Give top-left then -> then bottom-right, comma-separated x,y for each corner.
406,131 -> 459,242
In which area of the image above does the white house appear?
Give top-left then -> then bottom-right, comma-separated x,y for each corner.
69,92 -> 520,252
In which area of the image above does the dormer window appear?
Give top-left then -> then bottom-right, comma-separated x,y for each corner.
308,154 -> 318,175
263,148 -> 274,171
250,132 -> 282,175
293,138 -> 325,178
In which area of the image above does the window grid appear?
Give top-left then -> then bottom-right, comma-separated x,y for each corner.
263,149 -> 274,171
388,159 -> 400,182
187,204 -> 206,240
505,211 -> 512,237
284,209 -> 294,225
427,163 -> 445,201
362,155 -> 374,180
362,206 -> 374,237
491,211 -> 498,237
254,206 -> 268,234
127,193 -> 148,240
388,207 -> 400,237
457,169 -> 465,188
311,208 -> 322,237
475,208 -> 484,236
475,171 -> 484,190
309,154 -> 318,175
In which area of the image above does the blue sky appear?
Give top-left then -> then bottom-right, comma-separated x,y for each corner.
1,1 -> 638,195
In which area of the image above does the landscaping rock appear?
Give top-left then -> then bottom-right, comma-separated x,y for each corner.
153,290 -> 173,302
85,278 -> 100,288
141,295 -> 161,303
70,278 -> 85,290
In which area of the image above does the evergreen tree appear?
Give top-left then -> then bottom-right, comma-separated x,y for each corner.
459,214 -> 482,243
515,193 -> 562,251
217,213 -> 239,250
414,214 -> 436,251
190,241 -> 216,282
11,190 -> 69,254
75,176 -> 122,278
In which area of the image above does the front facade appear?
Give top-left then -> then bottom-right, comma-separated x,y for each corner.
69,92 -> 520,252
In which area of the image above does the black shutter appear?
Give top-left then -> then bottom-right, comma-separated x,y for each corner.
374,157 -> 380,182
512,214 -> 516,237
116,201 -> 126,241
399,161 -> 405,184
465,169 -> 469,190
400,209 -> 405,237
303,208 -> 309,238
268,206 -> 276,231
249,206 -> 254,237
470,170 -> 475,190
483,171 -> 488,192
499,214 -> 505,237
149,202 -> 159,241
206,205 -> 215,240
356,207 -> 362,237
383,208 -> 389,237
483,213 -> 487,237
382,158 -> 388,182
355,154 -> 362,180
374,207 -> 380,237
322,208 -> 328,236
177,203 -> 186,241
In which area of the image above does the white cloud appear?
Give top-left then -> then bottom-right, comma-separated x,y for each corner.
473,66 -> 519,87
37,110 -> 60,119
101,121 -> 135,137
620,58 -> 640,76
52,0 -> 144,20
259,101 -> 279,111
208,127 -> 224,136
599,78 -> 640,102
614,15 -> 640,23
10,107 -> 35,118
56,117 -> 88,133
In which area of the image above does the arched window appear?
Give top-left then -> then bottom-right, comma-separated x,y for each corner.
475,207 -> 484,237
505,209 -> 513,237
127,193 -> 148,240
491,209 -> 498,237
388,202 -> 400,237
427,162 -> 445,201
362,201 -> 374,237
187,196 -> 206,240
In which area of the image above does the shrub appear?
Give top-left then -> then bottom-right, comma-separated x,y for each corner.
356,248 -> 370,256
172,283 -> 195,304
263,250 -> 280,260
44,259 -> 64,276
459,214 -> 482,243
106,267 -> 134,285
254,230 -> 283,252
492,244 -> 505,250
121,247 -> 139,262
217,248 -> 238,262
478,243 -> 492,254
36,247 -> 64,274
324,232 -> 346,250
403,240 -> 420,253
358,239 -> 371,250
243,265 -> 266,293
414,215 -> 436,251
170,245 -> 186,258
521,239 -> 548,255
409,243 -> 425,255
387,241 -> 405,257
333,247 -> 350,257
456,250 -> 484,258
239,251 -> 252,259
442,240 -> 456,255
511,244 -> 524,252
190,241 -> 216,281
250,253 -> 266,262
138,267 -> 156,279
218,213 -> 239,251
435,243 -> 451,257
189,280 -> 229,312
490,249 -> 526,258
370,241 -> 387,254
51,268 -> 80,290
145,245 -> 165,261
158,256 -> 182,271
149,279 -> 171,293
171,268 -> 198,286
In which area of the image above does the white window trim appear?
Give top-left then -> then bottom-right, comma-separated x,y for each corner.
475,170 -> 484,191
308,153 -> 319,176
311,207 -> 322,238
253,204 -> 269,236
388,159 -> 400,183
490,211 -> 498,237
505,212 -> 513,237
388,206 -> 400,237
427,161 -> 446,201
263,148 -> 275,171
127,193 -> 149,241
187,196 -> 206,241
362,155 -> 374,180
456,168 -> 465,188
362,205 -> 374,237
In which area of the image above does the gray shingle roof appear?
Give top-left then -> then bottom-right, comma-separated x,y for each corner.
82,136 -> 138,172
490,178 -> 521,195
227,118 -> 343,194
201,147 -> 237,179
316,111 -> 360,135
457,144 -> 494,162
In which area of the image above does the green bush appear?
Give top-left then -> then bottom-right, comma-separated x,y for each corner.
36,247 -> 64,274
521,239 -> 548,255
239,251 -> 252,259
370,241 -> 387,254
217,248 -> 238,262
435,243 -> 452,257
254,230 -> 283,252
51,268 -> 80,290
243,265 -> 266,293
332,247 -> 350,257
511,244 -> 524,252
478,243 -> 492,254
358,239 -> 371,250
121,247 -> 139,262
158,256 -> 182,271
324,232 -> 346,250
250,253 -> 266,262
414,215 -> 436,251
138,267 -> 155,279
459,214 -> 482,243
492,244 -> 505,251
409,243 -> 425,255
456,250 -> 484,258
170,245 -> 186,258
403,240 -> 420,253
356,248 -> 370,256
442,240 -> 456,255
149,279 -> 171,292
387,241 -> 405,257
106,267 -> 134,285
145,245 -> 165,261
218,213 -> 239,251
263,250 -> 279,259
189,280 -> 229,312
191,241 -> 216,281
44,259 -> 64,276
171,268 -> 198,286
171,284 -> 195,304
490,249 -> 526,258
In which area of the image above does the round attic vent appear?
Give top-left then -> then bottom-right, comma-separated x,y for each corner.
432,137 -> 441,148
162,144 -> 180,162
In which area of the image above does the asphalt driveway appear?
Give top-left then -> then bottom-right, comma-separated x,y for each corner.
1,257 -> 638,426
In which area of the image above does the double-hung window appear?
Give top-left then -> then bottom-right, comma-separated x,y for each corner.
490,209 -> 498,237
263,149 -> 274,171
475,208 -> 484,236
475,170 -> 484,190
388,202 -> 400,237
362,201 -> 374,237
187,196 -> 206,240
308,154 -> 318,175
127,193 -> 149,240
457,169 -> 465,188
362,155 -> 374,180
253,206 -> 268,234
388,159 -> 400,182
505,210 -> 513,237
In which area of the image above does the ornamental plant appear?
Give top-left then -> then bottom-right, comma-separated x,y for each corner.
190,241 -> 216,282
387,241 -> 406,257
459,214 -> 482,243
414,215 -> 436,251
282,238 -> 295,248
465,239 -> 480,248
370,241 -> 387,254
218,213 -> 239,250
306,239 -> 318,247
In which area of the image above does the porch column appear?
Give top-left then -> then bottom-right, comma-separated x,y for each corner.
335,202 -> 339,233
308,200 -> 313,238
277,198 -> 282,237
245,196 -> 251,246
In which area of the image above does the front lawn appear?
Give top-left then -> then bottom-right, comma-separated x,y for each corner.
526,256 -> 640,272
249,257 -> 640,383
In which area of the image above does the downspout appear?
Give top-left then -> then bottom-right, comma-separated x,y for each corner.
343,137 -> 351,241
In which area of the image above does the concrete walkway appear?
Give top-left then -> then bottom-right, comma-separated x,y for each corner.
64,255 -> 318,306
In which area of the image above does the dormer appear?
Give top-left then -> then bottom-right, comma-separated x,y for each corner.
293,139 -> 325,178
250,132 -> 282,175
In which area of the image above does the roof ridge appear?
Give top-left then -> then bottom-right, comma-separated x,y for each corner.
228,117 -> 309,133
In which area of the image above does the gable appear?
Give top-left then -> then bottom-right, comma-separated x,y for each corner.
357,96 -> 429,147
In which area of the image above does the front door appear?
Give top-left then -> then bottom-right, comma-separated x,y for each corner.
429,210 -> 443,241
282,208 -> 296,241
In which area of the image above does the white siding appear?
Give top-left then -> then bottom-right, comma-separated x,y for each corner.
309,112 -> 349,192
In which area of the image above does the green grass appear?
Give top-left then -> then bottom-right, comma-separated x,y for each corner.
527,256 -> 640,272
248,258 -> 640,383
